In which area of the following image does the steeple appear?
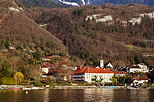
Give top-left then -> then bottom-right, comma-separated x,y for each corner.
100,56 -> 104,68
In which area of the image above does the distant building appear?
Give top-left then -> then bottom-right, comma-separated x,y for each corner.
100,56 -> 104,68
105,63 -> 113,68
131,75 -> 149,85
40,63 -> 55,77
72,57 -> 116,83
127,63 -> 149,73
9,46 -> 15,50
69,67 -> 77,70
42,56 -> 51,61
72,66 -> 114,83
143,53 -> 154,57
114,71 -> 127,77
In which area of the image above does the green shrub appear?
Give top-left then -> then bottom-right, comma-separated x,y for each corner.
0,77 -> 16,85
33,82 -> 46,86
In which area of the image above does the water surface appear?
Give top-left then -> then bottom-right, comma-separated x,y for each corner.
0,89 -> 153,102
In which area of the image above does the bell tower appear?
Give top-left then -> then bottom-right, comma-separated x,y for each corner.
100,56 -> 104,68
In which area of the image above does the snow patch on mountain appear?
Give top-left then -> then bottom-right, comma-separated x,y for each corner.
59,0 -> 80,6
87,0 -> 92,4
81,0 -> 85,5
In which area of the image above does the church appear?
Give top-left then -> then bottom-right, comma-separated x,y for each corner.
71,58 -> 114,83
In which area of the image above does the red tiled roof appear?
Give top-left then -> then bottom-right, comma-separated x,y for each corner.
114,71 -> 127,74
43,56 -> 52,59
132,75 -> 149,80
41,63 -> 55,68
73,66 -> 114,74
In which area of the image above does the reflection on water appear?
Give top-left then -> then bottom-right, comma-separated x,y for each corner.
0,89 -> 153,102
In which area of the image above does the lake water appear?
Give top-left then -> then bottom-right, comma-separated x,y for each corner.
0,89 -> 154,102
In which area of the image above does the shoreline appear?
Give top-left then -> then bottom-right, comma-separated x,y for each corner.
0,85 -> 154,90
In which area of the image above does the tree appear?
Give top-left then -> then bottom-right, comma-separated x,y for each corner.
14,72 -> 24,84
91,75 -> 103,86
110,76 -> 117,85
33,48 -> 42,60
47,76 -> 56,84
0,61 -> 12,77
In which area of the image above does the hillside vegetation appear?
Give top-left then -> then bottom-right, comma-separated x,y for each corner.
0,0 -> 154,67
26,4 -> 154,66
0,0 -> 70,81
0,0 -> 66,54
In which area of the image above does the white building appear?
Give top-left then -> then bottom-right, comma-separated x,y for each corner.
131,75 -> 149,86
85,14 -> 113,23
40,63 -> 54,77
106,63 -> 113,68
72,66 -> 114,83
128,17 -> 142,25
127,63 -> 149,73
96,15 -> 113,23
100,57 -> 104,68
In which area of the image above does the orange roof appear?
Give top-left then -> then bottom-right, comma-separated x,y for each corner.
114,71 -> 127,74
41,63 -> 55,68
73,66 -> 114,74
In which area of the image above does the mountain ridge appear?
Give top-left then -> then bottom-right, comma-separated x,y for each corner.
53,0 -> 154,7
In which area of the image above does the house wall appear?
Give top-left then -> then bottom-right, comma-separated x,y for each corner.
85,73 -> 114,83
42,68 -> 49,73
115,74 -> 126,77
133,80 -> 148,84
129,68 -> 148,73
72,73 -> 114,83
72,73 -> 85,81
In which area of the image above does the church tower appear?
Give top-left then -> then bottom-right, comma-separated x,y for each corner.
100,56 -> 104,68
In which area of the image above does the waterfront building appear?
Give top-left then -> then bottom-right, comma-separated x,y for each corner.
72,66 -> 114,83
131,75 -> 149,86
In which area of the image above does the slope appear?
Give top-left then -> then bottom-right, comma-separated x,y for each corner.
27,4 -> 154,66
0,0 -> 66,54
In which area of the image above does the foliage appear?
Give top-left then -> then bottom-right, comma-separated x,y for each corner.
33,82 -> 46,86
31,5 -> 154,66
0,77 -> 16,85
14,72 -> 24,84
33,48 -> 42,60
72,9 -> 83,16
46,76 -> 56,84
110,76 -> 117,84
110,76 -> 127,85
0,61 -> 12,77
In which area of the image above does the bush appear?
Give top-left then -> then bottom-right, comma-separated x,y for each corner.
0,77 -> 16,85
33,82 -> 46,86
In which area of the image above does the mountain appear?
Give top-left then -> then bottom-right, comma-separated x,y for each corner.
0,0 -> 66,54
49,0 -> 154,7
19,0 -> 154,7
1,0 -> 154,67
19,0 -> 66,8
27,4 -> 154,66
91,0 -> 154,7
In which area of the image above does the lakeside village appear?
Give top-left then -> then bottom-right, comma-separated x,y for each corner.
0,45 -> 154,90
40,57 -> 152,88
